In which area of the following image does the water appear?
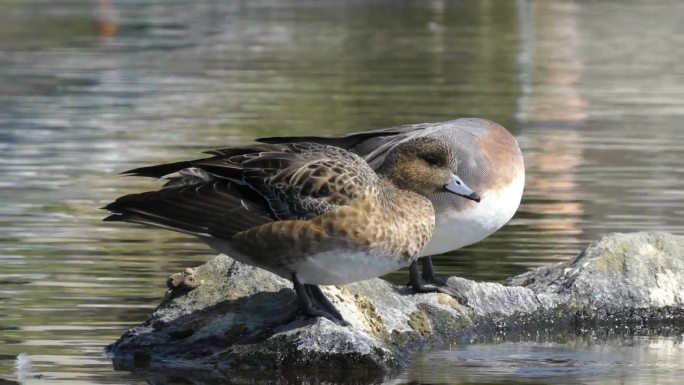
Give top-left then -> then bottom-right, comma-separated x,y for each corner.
398,336 -> 684,385
1,0 -> 683,383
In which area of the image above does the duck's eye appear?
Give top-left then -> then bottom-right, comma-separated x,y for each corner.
419,153 -> 442,167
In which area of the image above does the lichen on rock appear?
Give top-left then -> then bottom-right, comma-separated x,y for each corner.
407,310 -> 432,336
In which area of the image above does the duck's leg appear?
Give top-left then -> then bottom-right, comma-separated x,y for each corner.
421,256 -> 436,281
305,285 -> 349,325
409,259 -> 468,304
292,274 -> 348,326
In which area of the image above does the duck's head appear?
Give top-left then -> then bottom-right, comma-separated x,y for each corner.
378,137 -> 480,202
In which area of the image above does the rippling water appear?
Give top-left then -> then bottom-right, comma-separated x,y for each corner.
1,0 -> 683,383
398,336 -> 684,385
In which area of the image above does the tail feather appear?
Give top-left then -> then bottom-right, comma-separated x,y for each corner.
104,212 -> 209,236
103,181 -> 275,239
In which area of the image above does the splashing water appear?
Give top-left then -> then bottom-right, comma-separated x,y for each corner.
14,353 -> 32,382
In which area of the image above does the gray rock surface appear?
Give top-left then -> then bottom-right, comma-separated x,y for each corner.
108,232 -> 684,382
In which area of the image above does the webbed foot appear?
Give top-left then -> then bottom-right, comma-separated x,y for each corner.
409,258 -> 469,305
293,275 -> 349,326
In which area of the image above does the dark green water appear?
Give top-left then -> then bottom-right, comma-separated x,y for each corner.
1,0 -> 684,383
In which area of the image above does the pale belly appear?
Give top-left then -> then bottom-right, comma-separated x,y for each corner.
203,238 -> 406,285
421,175 -> 525,256
290,249 -> 406,285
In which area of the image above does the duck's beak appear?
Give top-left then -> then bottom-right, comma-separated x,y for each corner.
444,173 -> 481,202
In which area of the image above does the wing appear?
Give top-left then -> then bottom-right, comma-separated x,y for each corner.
255,122 -> 435,168
235,143 -> 378,219
104,142 -> 378,239
103,179 -> 275,238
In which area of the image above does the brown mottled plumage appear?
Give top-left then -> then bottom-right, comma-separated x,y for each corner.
104,138 -> 479,324
258,118 -> 525,299
230,188 -> 435,275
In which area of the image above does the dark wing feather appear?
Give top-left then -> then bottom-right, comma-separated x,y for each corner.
104,180 -> 274,238
121,143 -> 295,180
255,122 -> 435,167
124,160 -> 196,179
124,122 -> 427,180
104,142 -> 377,239
255,125 -> 415,149
231,143 -> 378,220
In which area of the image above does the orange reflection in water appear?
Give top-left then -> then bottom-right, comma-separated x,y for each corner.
516,1 -> 589,251
97,0 -> 117,41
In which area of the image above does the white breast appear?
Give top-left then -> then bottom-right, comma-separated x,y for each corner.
421,173 -> 525,256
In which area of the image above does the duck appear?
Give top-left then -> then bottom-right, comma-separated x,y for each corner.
104,138 -> 481,325
256,118 -> 525,300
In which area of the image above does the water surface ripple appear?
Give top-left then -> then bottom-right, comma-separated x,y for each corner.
1,0 -> 683,383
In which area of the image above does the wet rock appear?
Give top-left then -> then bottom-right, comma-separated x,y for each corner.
508,231 -> 684,309
108,232 -> 684,381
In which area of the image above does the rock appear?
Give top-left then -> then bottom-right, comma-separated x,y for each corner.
108,232 -> 684,382
507,231 -> 684,309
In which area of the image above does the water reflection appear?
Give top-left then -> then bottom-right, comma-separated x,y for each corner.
398,336 -> 684,385
1,0 -> 683,383
517,0 -> 587,124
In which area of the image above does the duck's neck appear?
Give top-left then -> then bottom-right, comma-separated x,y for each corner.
376,158 -> 420,195
376,177 -> 434,217
372,178 -> 435,258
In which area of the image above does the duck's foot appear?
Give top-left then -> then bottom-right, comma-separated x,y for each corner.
293,275 -> 349,326
409,259 -> 468,305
